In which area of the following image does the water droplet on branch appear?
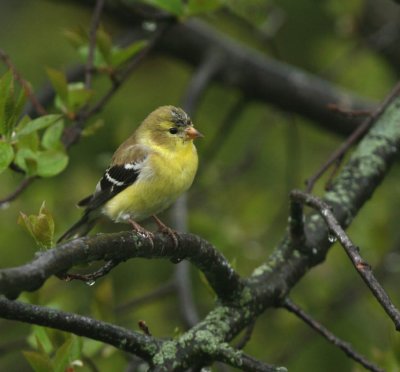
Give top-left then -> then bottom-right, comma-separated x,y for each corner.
328,233 -> 337,243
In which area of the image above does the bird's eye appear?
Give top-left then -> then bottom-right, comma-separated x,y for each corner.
169,127 -> 178,134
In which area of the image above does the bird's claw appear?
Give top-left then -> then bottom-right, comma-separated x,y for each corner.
129,219 -> 155,248
152,215 -> 179,248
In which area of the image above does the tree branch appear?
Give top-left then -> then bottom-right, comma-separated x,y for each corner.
0,176 -> 36,207
0,49 -> 47,116
156,22 -> 375,136
0,16 -> 172,206
85,0 -> 105,89
0,297 -> 159,362
72,19 -> 174,138
73,0 -> 376,136
282,298 -> 383,372
2,4 -> 400,369
249,84 -> 400,327
115,280 -> 175,314
0,232 -> 243,303
1,74 -> 399,370
306,80 -> 400,192
214,346 -> 287,372
1,74 -> 398,371
172,51 -> 223,329
290,190 -> 400,331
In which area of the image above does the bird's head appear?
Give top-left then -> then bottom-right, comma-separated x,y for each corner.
139,106 -> 203,149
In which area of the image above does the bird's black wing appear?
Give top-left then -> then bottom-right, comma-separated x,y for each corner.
78,145 -> 150,212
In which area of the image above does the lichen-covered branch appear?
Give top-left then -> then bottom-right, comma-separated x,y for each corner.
1,84 -> 398,370
305,81 -> 400,192
251,93 -> 400,294
290,190 -> 400,330
0,232 -> 243,303
0,297 -> 159,361
1,86 -> 399,369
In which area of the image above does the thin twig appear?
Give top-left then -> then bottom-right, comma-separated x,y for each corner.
59,259 -> 120,284
0,49 -> 48,204
305,81 -> 400,192
0,19 -> 173,204
327,104 -> 372,118
201,97 -> 247,167
23,64 -> 86,119
85,0 -> 106,89
0,231 -> 244,303
172,53 -> 222,329
324,154 -> 344,191
78,20 -> 173,127
235,320 -> 256,350
290,190 -> 400,331
81,356 -> 100,372
181,51 -> 222,114
0,49 -> 46,116
215,347 -> 286,372
0,176 -> 36,208
0,297 -> 160,361
282,298 -> 383,372
115,280 -> 175,314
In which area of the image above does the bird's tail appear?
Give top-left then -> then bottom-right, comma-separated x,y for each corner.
57,212 -> 99,243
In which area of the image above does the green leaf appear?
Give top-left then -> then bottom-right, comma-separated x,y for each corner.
186,0 -> 223,15
17,115 -> 62,137
81,118 -> 104,137
22,351 -> 53,372
53,338 -> 72,372
42,120 -> 64,150
0,71 -> 16,137
36,149 -> 68,177
14,147 -> 37,175
27,326 -> 54,355
111,40 -> 148,68
69,335 -> 82,362
0,71 -> 13,134
18,130 -> 40,152
143,0 -> 184,16
97,28 -> 113,65
63,27 -> 87,49
82,339 -> 103,357
53,336 -> 82,372
14,116 -> 40,152
0,141 -> 14,174
15,115 -> 32,133
77,45 -> 108,69
18,201 -> 55,249
46,68 -> 68,104
67,83 -> 93,112
14,84 -> 28,120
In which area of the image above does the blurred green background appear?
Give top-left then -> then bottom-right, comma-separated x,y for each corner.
0,0 -> 400,371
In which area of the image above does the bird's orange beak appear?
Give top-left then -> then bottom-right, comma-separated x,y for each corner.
185,126 -> 204,140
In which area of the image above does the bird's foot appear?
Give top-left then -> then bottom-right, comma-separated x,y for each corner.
129,219 -> 154,247
152,215 -> 179,248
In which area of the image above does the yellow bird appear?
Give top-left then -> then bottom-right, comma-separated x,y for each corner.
58,106 -> 202,243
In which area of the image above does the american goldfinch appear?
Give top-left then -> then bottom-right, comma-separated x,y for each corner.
58,106 -> 202,243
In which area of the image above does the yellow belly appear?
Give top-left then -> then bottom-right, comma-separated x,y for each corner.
103,143 -> 198,222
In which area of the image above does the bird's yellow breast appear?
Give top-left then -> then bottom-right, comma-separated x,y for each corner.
103,142 -> 198,222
